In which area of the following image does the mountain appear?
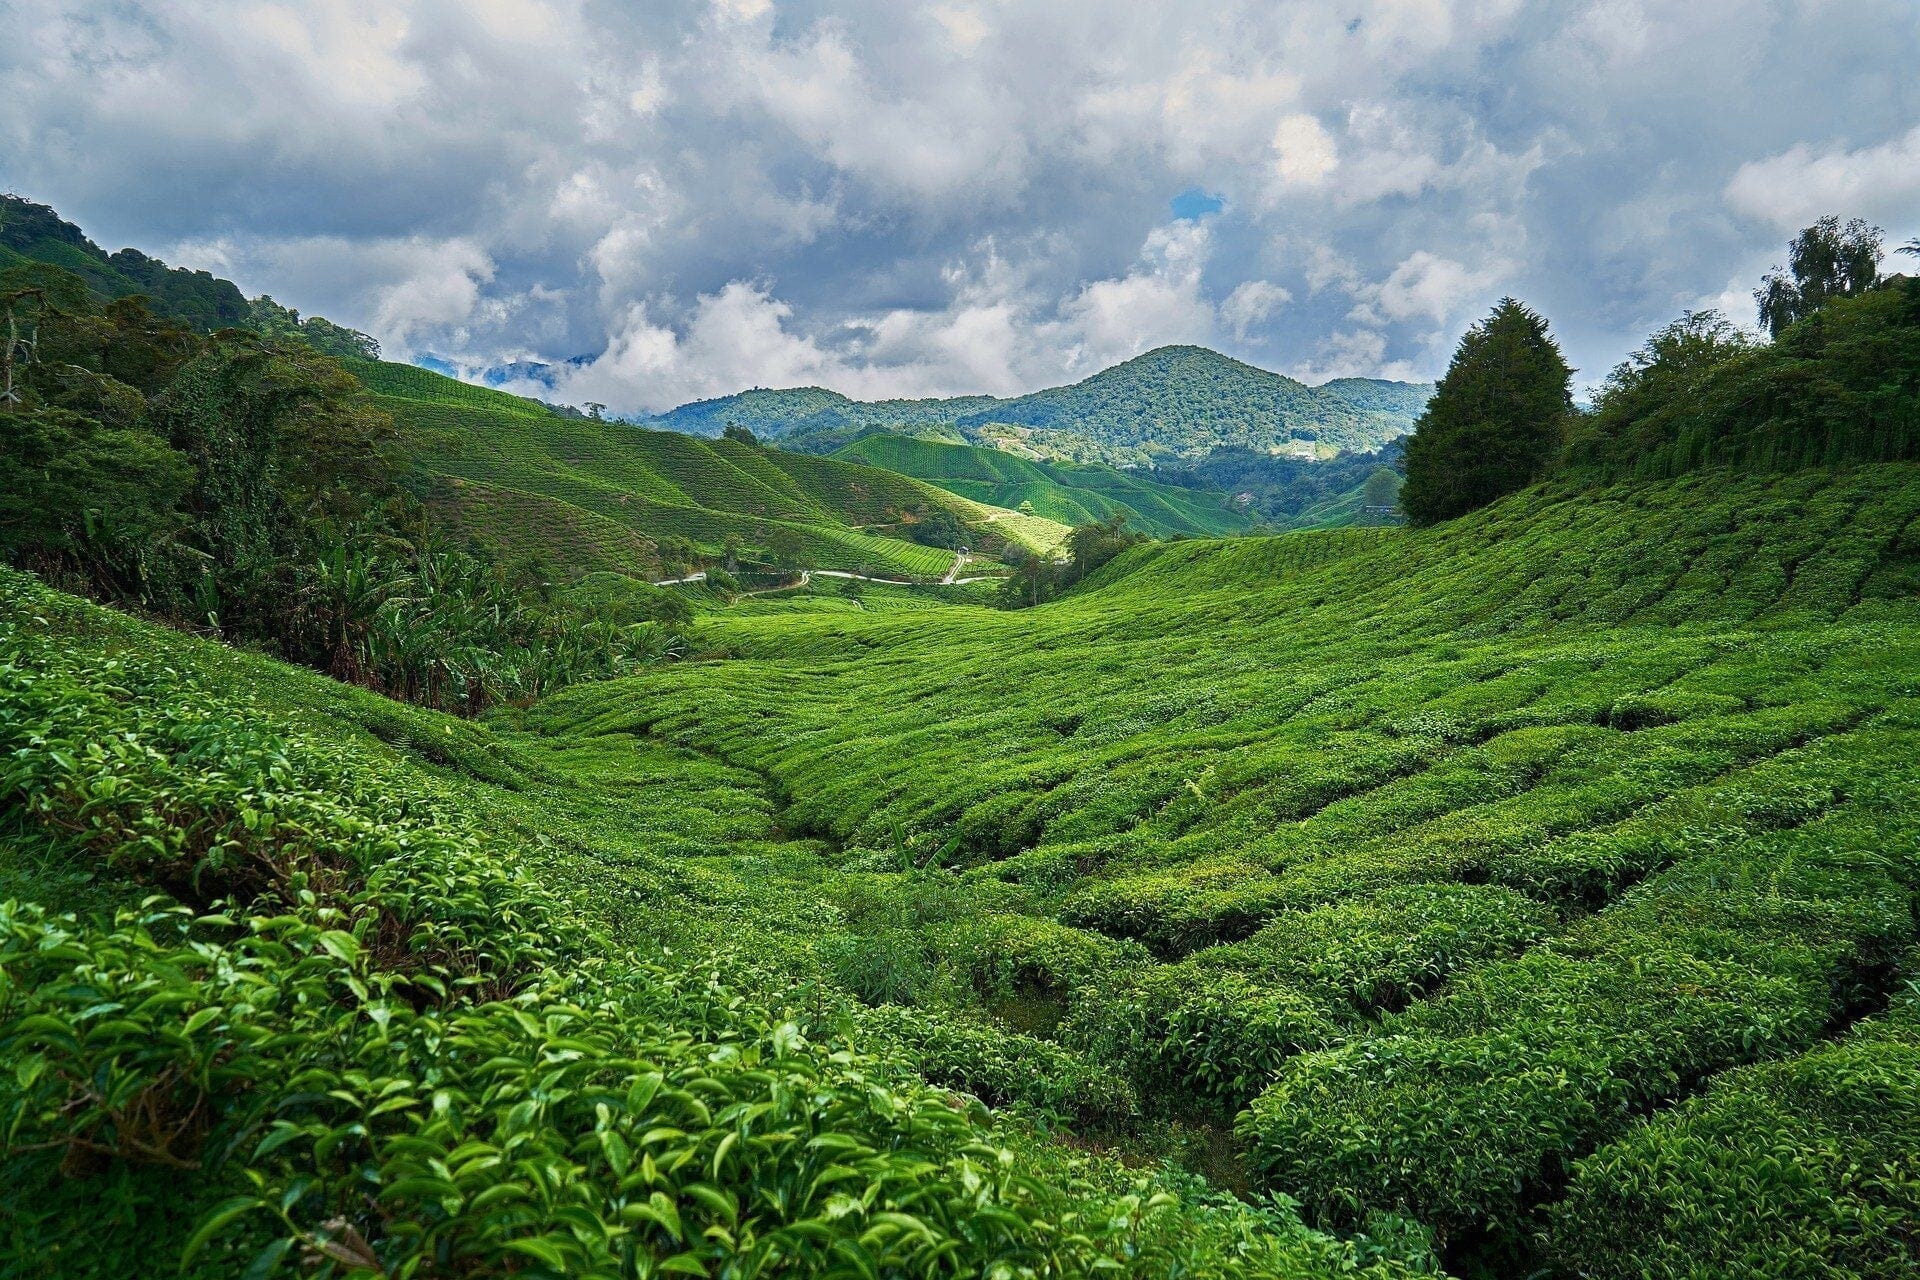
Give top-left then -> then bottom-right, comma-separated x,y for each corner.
832,433 -> 1262,538
1317,377 -> 1437,419
0,193 -> 251,330
10,191 -> 1920,1280
648,344 -> 1432,465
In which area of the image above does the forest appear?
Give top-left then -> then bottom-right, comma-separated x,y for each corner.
2,194 -> 1919,1280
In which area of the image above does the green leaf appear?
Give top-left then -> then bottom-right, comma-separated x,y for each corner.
503,1235 -> 573,1270
181,1195 -> 264,1267
239,1237 -> 293,1280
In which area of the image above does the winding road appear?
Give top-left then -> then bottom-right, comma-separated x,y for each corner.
653,550 -> 1003,594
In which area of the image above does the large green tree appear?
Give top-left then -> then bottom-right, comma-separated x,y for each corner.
1400,298 -> 1572,526
1756,217 -> 1883,338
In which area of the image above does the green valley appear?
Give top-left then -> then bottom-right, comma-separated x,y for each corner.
4,186 -> 1920,1280
831,433 -> 1262,538
353,359 -> 1068,580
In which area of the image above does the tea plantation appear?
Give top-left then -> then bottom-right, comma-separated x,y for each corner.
534,462 -> 1920,1275
352,359 -> 1069,579
6,449 -> 1919,1276
0,570 -> 1431,1280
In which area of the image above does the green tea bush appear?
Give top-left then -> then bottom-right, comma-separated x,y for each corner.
0,573 -> 1431,1279
1239,825 -> 1916,1243
1546,979 -> 1920,1279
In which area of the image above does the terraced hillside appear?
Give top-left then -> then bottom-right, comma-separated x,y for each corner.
6,457 -> 1918,1277
833,434 -> 1261,537
351,359 -> 1069,578
0,570 -> 1427,1280
530,463 -> 1920,1275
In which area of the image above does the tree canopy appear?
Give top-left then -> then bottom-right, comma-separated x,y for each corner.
1399,298 -> 1572,526
1756,217 -> 1883,338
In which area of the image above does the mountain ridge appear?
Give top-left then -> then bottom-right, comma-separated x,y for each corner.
647,343 -> 1432,466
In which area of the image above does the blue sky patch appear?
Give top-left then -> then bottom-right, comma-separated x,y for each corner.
1170,188 -> 1226,221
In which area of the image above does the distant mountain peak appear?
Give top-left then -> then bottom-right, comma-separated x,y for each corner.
645,343 -> 1430,466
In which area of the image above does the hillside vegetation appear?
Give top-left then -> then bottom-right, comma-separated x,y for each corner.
545,461 -> 1920,1275
8,451 -> 1918,1276
650,345 -> 1430,465
0,571 -> 1428,1279
356,359 -> 1068,580
0,194 -> 377,357
833,434 -> 1261,538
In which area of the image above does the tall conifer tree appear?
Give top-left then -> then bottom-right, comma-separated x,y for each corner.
1401,298 -> 1572,525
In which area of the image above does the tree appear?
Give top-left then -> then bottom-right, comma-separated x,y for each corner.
1400,299 -> 1572,526
1562,310 -> 1755,476
722,423 -> 757,445
1361,467 -> 1402,509
765,526 -> 806,571
0,406 -> 190,564
1755,217 -> 1883,338
910,507 -> 965,550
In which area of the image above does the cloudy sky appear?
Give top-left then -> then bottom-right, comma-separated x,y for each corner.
4,0 -> 1917,413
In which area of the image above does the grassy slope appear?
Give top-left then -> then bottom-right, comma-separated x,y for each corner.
353,360 -> 1069,577
534,462 -> 1920,1273
833,434 -> 1261,538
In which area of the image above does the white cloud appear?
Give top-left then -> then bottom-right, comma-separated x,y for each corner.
1726,125 -> 1920,231
1268,113 -> 1340,193
8,0 -> 1919,412
1300,328 -> 1388,381
627,59 -> 668,115
932,5 -> 991,54
710,0 -> 772,24
544,221 -> 1259,413
367,240 -> 499,351
1221,280 -> 1292,339
1354,250 -> 1504,326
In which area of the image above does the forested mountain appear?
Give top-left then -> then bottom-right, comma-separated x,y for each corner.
651,345 -> 1430,465
0,196 -> 1061,592
0,194 -> 377,358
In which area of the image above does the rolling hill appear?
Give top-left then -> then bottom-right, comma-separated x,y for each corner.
650,345 -> 1431,465
0,194 -> 1069,584
833,433 -> 1262,538
0,194 -> 251,330
351,358 -> 1068,579
6,188 -> 1920,1280
0,194 -> 376,357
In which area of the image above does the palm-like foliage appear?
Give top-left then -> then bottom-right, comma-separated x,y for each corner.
291,526 -> 687,714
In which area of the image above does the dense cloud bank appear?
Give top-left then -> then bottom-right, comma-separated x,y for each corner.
4,0 -> 1916,413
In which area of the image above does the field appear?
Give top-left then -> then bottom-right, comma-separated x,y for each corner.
4,460 -> 1919,1277
351,360 -> 1068,577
